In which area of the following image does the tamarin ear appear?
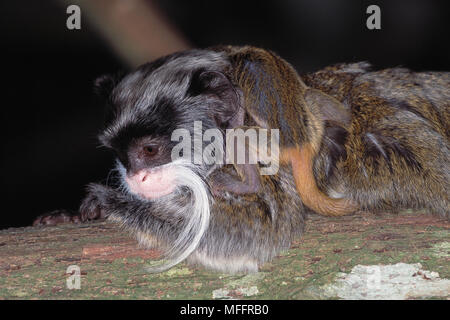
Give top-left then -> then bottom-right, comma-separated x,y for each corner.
304,88 -> 352,129
187,69 -> 241,127
93,72 -> 125,100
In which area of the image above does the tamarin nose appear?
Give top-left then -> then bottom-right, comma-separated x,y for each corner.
135,170 -> 148,183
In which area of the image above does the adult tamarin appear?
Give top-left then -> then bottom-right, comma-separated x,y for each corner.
77,48 -> 310,272
34,46 -> 449,273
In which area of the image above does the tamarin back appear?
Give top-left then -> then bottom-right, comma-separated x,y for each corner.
303,63 -> 449,217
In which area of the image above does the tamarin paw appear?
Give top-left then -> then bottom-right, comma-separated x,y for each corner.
79,183 -> 111,221
32,209 -> 80,226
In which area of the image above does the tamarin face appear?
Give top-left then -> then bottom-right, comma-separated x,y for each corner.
96,50 -> 240,200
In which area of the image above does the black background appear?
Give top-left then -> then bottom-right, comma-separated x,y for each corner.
0,0 -> 448,229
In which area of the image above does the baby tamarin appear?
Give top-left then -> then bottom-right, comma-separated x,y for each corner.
34,46 -> 449,273
303,62 -> 449,217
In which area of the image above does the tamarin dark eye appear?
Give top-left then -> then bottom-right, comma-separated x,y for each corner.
143,145 -> 159,157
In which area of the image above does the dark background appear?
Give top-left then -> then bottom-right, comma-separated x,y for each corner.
0,0 -> 448,229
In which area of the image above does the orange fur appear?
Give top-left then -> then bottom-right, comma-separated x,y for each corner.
281,145 -> 358,216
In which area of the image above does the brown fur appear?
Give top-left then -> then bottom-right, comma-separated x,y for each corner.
305,63 -> 449,217
209,46 -> 449,218
215,45 -> 360,216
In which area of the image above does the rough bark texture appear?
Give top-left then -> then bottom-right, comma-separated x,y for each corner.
0,210 -> 448,299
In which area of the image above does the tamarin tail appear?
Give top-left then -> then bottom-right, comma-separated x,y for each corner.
281,144 -> 359,216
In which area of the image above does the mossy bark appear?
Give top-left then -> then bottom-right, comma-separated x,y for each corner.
0,211 -> 448,299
